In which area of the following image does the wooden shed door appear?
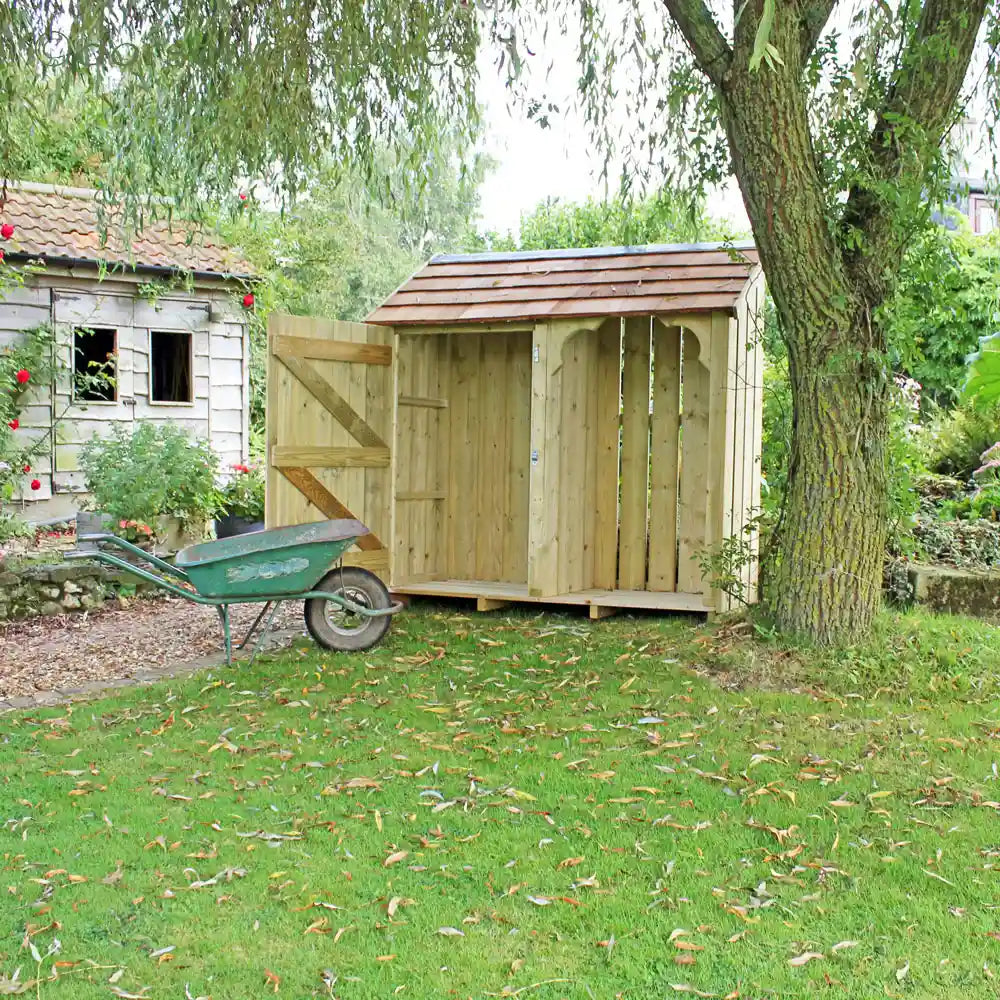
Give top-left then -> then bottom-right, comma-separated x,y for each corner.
266,315 -> 393,581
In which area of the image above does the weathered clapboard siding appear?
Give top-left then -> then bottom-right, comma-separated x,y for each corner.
2,271 -> 249,513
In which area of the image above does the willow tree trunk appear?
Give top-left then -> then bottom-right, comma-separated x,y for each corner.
661,0 -> 987,643
716,21 -> 891,642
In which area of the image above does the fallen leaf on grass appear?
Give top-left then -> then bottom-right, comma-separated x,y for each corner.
556,857 -> 584,870
830,941 -> 858,953
387,896 -> 415,917
437,927 -> 464,937
789,952 -> 824,967
110,990 -> 150,1000
896,961 -> 910,982
384,851 -> 408,867
264,968 -> 280,992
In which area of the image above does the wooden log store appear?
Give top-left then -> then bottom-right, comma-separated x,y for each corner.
266,242 -> 765,617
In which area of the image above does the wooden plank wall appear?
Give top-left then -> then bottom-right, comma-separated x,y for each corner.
266,315 -> 393,579
439,330 -> 532,585
647,322 -> 681,591
618,317 -> 650,590
677,329 -> 711,594
394,332 -> 448,582
732,273 -> 765,603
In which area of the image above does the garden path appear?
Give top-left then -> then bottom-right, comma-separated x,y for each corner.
0,596 -> 302,707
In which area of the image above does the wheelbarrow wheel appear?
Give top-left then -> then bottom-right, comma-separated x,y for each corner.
305,567 -> 392,652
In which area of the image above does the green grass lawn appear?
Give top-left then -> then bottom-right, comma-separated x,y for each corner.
3,606 -> 1000,999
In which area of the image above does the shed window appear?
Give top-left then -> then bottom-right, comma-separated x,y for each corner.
150,331 -> 193,403
972,195 -> 998,234
73,327 -> 117,402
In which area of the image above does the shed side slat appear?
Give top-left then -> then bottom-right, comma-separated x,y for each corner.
648,322 -> 681,592
677,331 -> 711,594
592,321 -> 621,590
618,317 -> 650,591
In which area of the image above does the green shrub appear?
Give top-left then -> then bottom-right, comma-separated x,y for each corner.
921,398 -> 1000,480
884,227 -> 1000,407
80,421 -> 220,533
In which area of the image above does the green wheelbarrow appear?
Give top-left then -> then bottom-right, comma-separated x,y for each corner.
66,518 -> 402,663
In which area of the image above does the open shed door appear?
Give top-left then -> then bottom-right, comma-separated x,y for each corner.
266,315 -> 393,582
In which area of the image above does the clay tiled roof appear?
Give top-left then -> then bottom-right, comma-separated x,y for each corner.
367,242 -> 760,326
0,181 -> 253,278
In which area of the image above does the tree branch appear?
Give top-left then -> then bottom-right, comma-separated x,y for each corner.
842,0 -> 988,296
661,0 -> 732,87
797,0 -> 839,62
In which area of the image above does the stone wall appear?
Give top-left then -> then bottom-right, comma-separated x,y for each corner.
0,561 -> 151,621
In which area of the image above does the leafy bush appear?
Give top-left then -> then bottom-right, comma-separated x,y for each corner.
80,421 -> 220,533
218,463 -> 265,521
921,398 -> 1000,480
884,226 -> 1000,407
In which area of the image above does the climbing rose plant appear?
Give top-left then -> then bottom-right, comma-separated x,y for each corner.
0,323 -> 57,540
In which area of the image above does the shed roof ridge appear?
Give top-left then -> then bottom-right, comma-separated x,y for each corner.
430,240 -> 756,264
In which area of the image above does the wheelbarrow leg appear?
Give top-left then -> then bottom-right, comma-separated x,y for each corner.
243,601 -> 284,666
216,604 -> 233,665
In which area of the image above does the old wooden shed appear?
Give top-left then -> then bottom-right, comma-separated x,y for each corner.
1,181 -> 253,520
266,242 -> 764,616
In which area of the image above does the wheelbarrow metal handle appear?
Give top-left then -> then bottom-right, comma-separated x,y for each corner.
71,532 -> 191,582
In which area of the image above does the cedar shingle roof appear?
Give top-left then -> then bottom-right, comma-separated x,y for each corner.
367,242 -> 760,326
0,181 -> 253,278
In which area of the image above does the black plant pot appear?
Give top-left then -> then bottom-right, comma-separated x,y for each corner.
214,514 -> 265,539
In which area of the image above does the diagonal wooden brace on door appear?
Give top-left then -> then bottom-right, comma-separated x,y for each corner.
278,467 -> 386,551
274,352 -> 388,450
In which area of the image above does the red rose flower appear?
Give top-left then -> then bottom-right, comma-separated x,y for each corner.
242,292 -> 255,308
0,223 -> 13,239
0,249 -> 5,262
7,418 -> 18,430
15,369 -> 30,384
239,192 -> 248,202
22,464 -> 30,473
30,479 -> 41,491
231,463 -> 250,473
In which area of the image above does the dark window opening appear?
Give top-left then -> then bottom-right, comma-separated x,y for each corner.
73,327 -> 117,402
150,331 -> 193,403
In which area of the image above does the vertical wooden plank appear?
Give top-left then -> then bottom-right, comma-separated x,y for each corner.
557,332 -> 584,593
528,322 -> 566,597
504,332 -> 532,583
476,333 -> 509,581
411,336 -> 431,579
677,327 -> 711,594
581,331 -> 598,590
618,316 -> 651,591
447,335 -> 477,580
364,324 -> 392,572
592,321 -> 621,591
746,279 -> 766,603
648,322 -> 681,591
730,299 -> 749,597
707,311 -> 733,611
393,333 -> 414,581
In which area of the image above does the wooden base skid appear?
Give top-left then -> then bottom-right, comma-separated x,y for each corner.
391,579 -> 713,618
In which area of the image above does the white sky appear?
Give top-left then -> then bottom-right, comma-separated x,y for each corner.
474,49 -> 751,237
472,5 -> 994,238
